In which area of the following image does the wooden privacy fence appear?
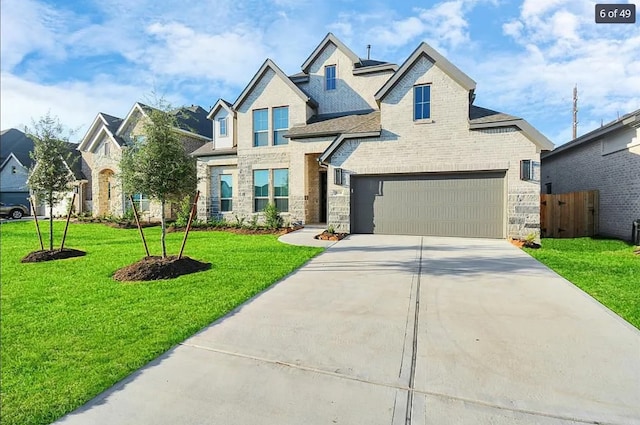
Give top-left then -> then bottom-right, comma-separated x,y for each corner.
540,191 -> 599,238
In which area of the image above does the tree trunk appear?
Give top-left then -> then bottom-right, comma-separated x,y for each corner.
48,194 -> 54,251
161,199 -> 167,258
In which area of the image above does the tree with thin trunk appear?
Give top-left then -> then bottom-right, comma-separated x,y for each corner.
26,114 -> 76,251
119,100 -> 197,258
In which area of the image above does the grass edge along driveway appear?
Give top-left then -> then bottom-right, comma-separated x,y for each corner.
525,237 -> 639,330
0,221 -> 323,425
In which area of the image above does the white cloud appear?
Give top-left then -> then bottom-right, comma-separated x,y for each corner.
0,72 -> 145,137
142,23 -> 269,86
0,0 -> 68,70
520,0 -> 565,20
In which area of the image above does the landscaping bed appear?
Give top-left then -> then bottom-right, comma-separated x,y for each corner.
21,248 -> 86,263
315,231 -> 349,241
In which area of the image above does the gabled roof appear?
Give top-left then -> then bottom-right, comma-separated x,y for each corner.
170,105 -> 212,139
469,105 -> 554,151
301,33 -> 360,74
233,59 -> 318,110
542,108 -> 640,159
301,33 -> 397,75
0,153 -> 24,171
375,42 -> 476,102
286,110 -> 380,139
0,128 -> 34,169
207,99 -> 234,120
78,112 -> 124,152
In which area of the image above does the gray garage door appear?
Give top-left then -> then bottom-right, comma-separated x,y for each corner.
350,172 -> 505,238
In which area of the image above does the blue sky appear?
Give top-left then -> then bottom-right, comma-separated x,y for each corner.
1,0 -> 639,145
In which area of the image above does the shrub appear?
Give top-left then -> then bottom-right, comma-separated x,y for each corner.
263,202 -> 283,230
248,214 -> 259,230
174,195 -> 193,228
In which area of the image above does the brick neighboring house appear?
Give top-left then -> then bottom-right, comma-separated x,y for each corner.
541,109 -> 640,241
78,102 -> 211,219
194,33 -> 554,239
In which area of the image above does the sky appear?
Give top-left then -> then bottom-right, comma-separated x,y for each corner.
1,0 -> 639,146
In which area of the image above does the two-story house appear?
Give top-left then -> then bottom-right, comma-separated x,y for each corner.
78,102 -> 211,219
194,33 -> 554,239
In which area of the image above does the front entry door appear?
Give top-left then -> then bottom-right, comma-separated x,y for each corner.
319,171 -> 327,223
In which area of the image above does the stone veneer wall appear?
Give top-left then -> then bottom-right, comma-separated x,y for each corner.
326,125 -> 542,239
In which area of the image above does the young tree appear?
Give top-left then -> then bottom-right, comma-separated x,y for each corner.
120,102 -> 197,258
26,113 -> 76,251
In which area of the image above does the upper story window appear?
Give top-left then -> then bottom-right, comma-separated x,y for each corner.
325,65 -> 336,90
218,117 -> 228,137
273,107 -> 289,146
253,109 -> 268,147
413,85 -> 431,121
103,141 -> 110,156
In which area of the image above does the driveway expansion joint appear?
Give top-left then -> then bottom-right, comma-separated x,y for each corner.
179,342 -> 406,391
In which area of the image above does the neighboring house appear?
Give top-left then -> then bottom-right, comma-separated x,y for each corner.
1,128 -> 86,216
194,32 -> 554,238
541,109 -> 640,241
31,143 -> 87,217
77,103 -> 211,219
1,128 -> 33,211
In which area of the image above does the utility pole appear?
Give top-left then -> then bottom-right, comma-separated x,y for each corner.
572,84 -> 578,139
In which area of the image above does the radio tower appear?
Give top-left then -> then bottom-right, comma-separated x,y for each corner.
572,85 -> 578,139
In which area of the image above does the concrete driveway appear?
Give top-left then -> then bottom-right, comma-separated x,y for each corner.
56,235 -> 640,425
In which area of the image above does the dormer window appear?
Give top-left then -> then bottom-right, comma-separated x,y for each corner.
218,117 -> 227,137
414,84 -> 431,121
325,65 -> 336,90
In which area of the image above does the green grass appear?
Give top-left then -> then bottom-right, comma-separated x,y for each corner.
0,221 -> 323,425
525,238 -> 640,329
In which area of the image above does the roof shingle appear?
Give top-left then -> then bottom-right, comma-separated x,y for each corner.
286,111 -> 380,139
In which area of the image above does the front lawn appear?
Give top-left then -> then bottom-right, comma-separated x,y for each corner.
0,221 -> 323,425
525,238 -> 640,330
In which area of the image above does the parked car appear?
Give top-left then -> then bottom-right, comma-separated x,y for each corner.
0,202 -> 29,219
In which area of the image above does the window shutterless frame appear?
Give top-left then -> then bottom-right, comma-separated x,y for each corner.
325,64 -> 336,90
253,109 -> 268,146
413,84 -> 431,120
220,174 -> 232,212
218,117 -> 227,137
253,169 -> 269,212
273,107 -> 289,145
273,169 -> 289,212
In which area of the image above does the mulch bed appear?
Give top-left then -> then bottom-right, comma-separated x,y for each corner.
167,225 -> 303,236
113,256 -> 211,282
509,238 -> 541,249
315,231 -> 349,241
21,248 -> 86,263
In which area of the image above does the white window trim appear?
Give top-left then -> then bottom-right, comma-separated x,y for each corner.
218,117 -> 228,137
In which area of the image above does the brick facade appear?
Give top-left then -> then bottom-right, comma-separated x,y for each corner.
196,34 -> 552,239
542,125 -> 640,240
